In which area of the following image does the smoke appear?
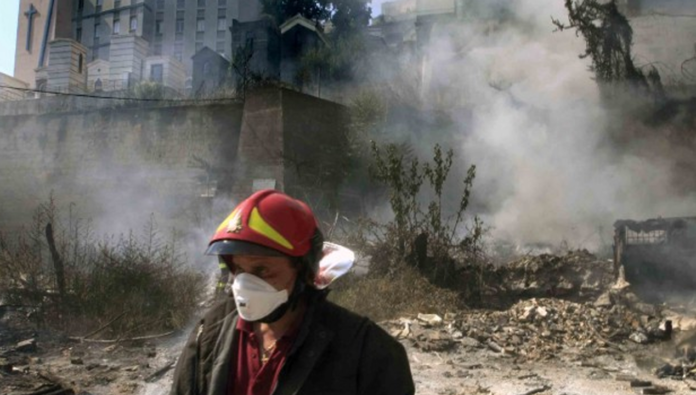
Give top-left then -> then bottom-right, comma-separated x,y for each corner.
372,0 -> 696,250
71,161 -> 236,269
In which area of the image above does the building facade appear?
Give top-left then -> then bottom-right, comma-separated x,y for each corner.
71,0 -> 262,74
14,0 -> 73,88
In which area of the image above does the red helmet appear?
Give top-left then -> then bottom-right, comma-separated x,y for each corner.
206,190 -> 321,262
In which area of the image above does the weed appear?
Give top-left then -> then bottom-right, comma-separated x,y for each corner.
0,195 -> 204,338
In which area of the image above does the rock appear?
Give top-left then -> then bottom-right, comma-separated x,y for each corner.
486,340 -> 503,353
655,363 -> 681,378
630,380 -> 653,388
519,306 -> 536,322
536,307 -> 548,318
629,331 -> 650,344
417,314 -> 443,326
638,386 -> 672,395
459,337 -> 481,348
16,338 -> 37,352
0,358 -> 12,373
594,292 -> 613,307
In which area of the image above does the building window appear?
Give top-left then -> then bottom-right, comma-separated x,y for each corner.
130,16 -> 138,32
218,8 -> 226,17
195,42 -> 203,52
150,64 -> 163,83
78,54 -> 83,74
154,44 -> 162,55
78,0 -> 84,11
176,19 -> 184,34
156,20 -> 163,35
174,52 -> 182,61
95,78 -> 103,92
96,0 -> 103,12
94,23 -> 100,38
198,0 -> 206,7
218,0 -> 226,5
177,0 -> 185,8
217,17 -> 226,31
115,0 -> 121,8
157,0 -> 165,9
113,19 -> 120,34
76,27 -> 82,43
197,18 -> 205,32
216,41 -> 225,55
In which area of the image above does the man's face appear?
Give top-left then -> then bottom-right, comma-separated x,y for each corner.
226,255 -> 297,293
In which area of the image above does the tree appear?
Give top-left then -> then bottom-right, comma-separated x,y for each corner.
552,0 -> 661,95
260,0 -> 371,36
231,42 -> 258,99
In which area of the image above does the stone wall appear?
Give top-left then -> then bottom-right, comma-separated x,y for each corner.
0,73 -> 30,102
0,99 -> 244,236
0,87 -> 349,238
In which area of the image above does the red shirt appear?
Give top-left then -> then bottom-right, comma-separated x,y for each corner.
230,318 -> 299,395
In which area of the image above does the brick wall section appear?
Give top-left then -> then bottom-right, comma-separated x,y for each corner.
232,88 -> 286,198
281,88 -> 349,210
230,88 -> 349,203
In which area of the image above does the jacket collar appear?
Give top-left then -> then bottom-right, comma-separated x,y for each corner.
273,291 -> 335,395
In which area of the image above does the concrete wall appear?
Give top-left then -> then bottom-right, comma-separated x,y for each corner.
0,87 -> 347,237
630,14 -> 696,84
0,99 -> 243,235
0,73 -> 30,102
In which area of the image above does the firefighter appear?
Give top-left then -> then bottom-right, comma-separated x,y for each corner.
170,189 -> 414,395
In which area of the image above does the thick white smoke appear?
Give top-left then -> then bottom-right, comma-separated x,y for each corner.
412,0 -> 696,250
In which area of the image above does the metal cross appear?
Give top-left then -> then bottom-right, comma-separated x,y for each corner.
24,4 -> 38,52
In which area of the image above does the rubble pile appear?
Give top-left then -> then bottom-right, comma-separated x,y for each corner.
385,291 -> 668,362
491,250 -> 616,301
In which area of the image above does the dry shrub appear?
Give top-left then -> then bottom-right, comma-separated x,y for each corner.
328,264 -> 466,322
0,196 -> 205,338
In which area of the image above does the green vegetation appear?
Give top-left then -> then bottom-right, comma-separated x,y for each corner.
260,0 -> 371,37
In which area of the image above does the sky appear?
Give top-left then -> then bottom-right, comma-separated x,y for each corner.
0,0 -> 20,77
0,0 -> 388,78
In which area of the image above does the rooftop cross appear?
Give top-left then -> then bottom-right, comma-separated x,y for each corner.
24,3 -> 38,52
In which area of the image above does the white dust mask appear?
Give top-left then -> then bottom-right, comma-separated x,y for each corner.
232,273 -> 289,322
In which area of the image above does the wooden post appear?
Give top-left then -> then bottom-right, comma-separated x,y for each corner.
45,223 -> 66,302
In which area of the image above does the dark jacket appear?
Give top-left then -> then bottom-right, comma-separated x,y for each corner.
170,294 -> 415,395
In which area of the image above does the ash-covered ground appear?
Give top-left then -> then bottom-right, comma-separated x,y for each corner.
3,252 -> 696,395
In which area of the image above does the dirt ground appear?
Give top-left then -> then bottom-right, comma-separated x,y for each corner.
3,312 -> 696,395
3,251 -> 696,395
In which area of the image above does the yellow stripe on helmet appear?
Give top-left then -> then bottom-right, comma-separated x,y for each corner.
248,207 -> 294,250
